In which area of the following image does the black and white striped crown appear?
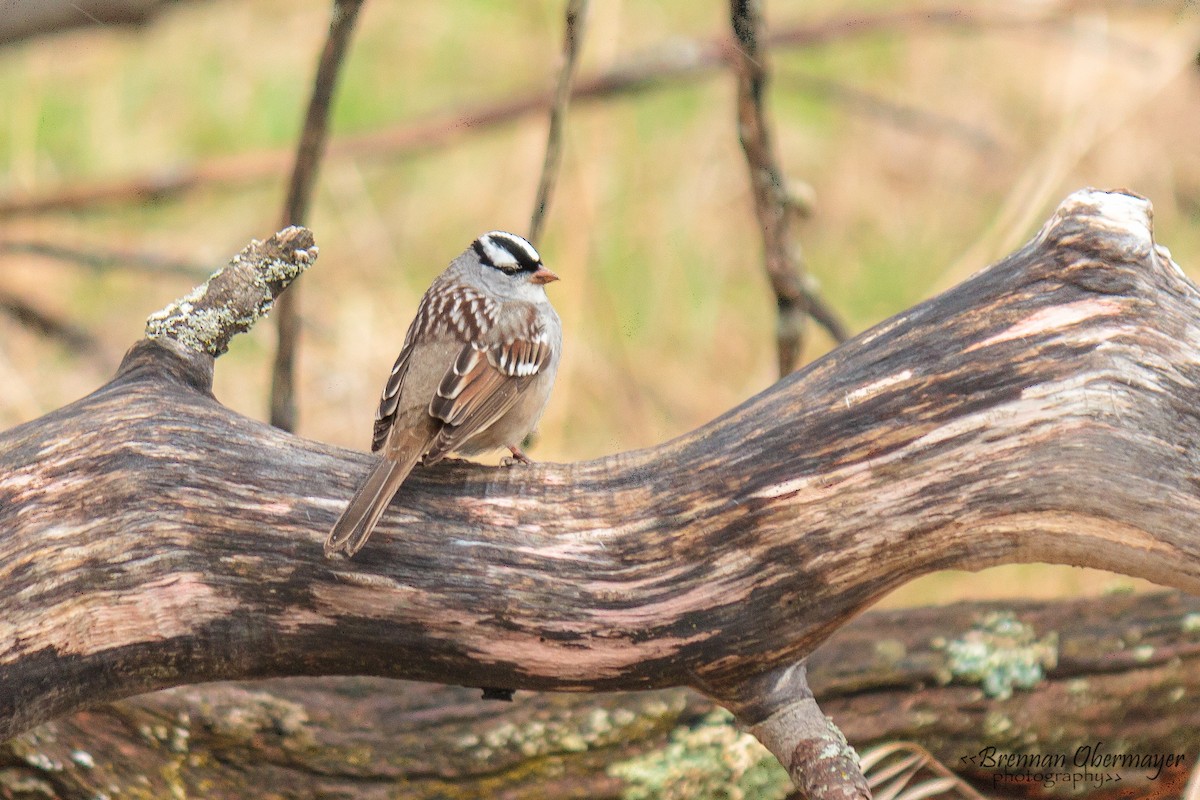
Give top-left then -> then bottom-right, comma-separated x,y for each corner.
472,231 -> 542,274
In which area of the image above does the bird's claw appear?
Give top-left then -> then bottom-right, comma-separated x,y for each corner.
502,445 -> 534,467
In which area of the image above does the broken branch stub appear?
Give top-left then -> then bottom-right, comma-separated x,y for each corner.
144,226 -> 317,358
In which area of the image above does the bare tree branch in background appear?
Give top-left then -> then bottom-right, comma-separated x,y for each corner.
777,70 -> 1004,153
730,0 -> 816,377
270,0 -> 367,432
0,239 -> 205,357
0,0 -> 205,47
803,278 -> 850,343
0,288 -> 105,359
0,240 -> 203,368
0,0 -> 1164,52
0,239 -> 209,278
0,3 -> 1118,222
528,0 -> 589,245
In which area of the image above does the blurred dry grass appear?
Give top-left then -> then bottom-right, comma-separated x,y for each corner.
0,0 -> 1197,607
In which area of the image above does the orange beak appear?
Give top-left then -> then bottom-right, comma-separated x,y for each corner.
530,266 -> 560,285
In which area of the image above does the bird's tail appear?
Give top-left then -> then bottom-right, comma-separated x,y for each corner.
324,443 -> 423,559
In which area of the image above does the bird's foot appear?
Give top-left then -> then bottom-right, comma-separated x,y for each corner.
501,445 -> 534,467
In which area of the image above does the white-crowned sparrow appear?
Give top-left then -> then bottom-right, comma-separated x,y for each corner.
325,231 -> 562,558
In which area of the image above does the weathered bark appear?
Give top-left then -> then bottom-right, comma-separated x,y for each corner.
828,591 -> 1200,798
2,591 -> 1195,799
2,189 -> 1200,794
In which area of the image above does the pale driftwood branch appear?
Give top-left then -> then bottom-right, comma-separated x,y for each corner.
271,0 -> 367,432
3,190 -> 1200,795
0,2 -> 1126,220
3,591 -> 1195,800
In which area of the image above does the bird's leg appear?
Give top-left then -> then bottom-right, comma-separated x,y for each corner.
501,444 -> 534,467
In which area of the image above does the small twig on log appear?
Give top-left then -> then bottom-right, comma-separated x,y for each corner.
144,226 -> 318,358
727,663 -> 870,799
528,0 -> 589,244
0,3 -> 1116,220
0,238 -> 209,278
270,0 -> 367,433
0,288 -> 104,358
730,0 -> 814,376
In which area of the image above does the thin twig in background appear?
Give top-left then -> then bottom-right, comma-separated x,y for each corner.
0,2 -> 1118,221
804,281 -> 850,344
528,0 -> 589,245
0,289 -> 104,359
0,239 -> 209,278
777,70 -> 1003,153
730,0 -> 813,376
270,0 -> 367,433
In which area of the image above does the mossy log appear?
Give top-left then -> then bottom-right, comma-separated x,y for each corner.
1,591 -> 1195,799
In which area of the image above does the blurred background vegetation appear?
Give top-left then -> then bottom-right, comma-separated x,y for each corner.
1,0 -> 1197,606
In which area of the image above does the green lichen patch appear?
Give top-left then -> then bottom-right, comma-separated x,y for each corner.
200,693 -> 312,749
144,269 -> 266,357
608,710 -> 791,800
873,638 -> 907,664
1131,644 -> 1155,663
6,727 -> 66,774
938,611 -> 1058,700
457,696 -> 687,766
0,768 -> 57,798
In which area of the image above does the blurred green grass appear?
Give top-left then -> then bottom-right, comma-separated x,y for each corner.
1,0 -> 1196,606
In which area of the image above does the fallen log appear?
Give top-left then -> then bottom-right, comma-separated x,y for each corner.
1,591 -> 1195,799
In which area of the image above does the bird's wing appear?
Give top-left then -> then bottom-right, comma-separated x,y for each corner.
370,283 -> 499,452
422,315 -> 555,462
371,343 -> 415,453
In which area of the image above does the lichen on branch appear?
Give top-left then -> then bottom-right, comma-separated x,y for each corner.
144,226 -> 317,357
